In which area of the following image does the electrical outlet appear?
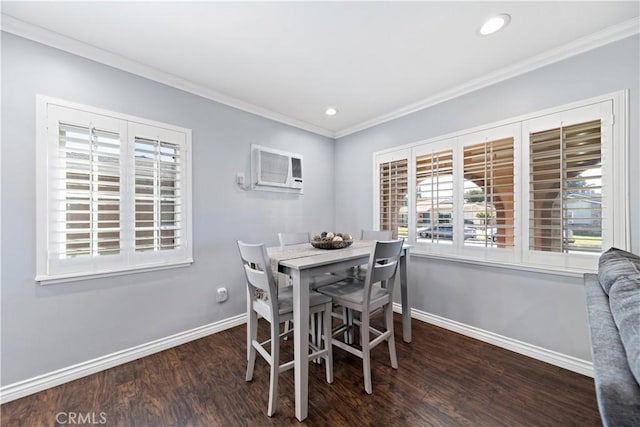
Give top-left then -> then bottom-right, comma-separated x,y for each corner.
236,173 -> 245,186
216,287 -> 228,303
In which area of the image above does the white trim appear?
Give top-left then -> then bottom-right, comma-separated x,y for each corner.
336,18 -> 639,138
2,14 -> 637,139
0,313 -> 247,404
1,15 -> 333,138
410,250 -> 592,278
36,259 -> 194,285
374,91 -> 627,156
36,95 -> 194,284
612,90 -> 630,249
394,304 -> 593,377
374,91 -> 628,274
37,95 -> 192,133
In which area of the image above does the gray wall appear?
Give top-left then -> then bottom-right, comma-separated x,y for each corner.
335,35 -> 640,361
0,33 -> 335,385
2,30 -> 638,388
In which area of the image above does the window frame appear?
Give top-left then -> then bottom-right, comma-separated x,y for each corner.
521,101 -> 616,270
457,123 -> 521,264
412,138 -> 458,256
36,96 -> 193,284
373,148 -> 411,240
373,91 -> 629,274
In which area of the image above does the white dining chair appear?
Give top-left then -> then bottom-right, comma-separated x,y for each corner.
277,231 -> 346,288
317,239 -> 404,394
354,229 -> 393,278
277,231 -> 342,349
277,231 -> 310,247
237,240 -> 333,417
361,229 -> 393,240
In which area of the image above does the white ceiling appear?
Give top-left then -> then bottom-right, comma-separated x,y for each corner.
2,1 -> 639,137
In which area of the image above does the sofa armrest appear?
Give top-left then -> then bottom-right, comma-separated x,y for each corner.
584,273 -> 640,427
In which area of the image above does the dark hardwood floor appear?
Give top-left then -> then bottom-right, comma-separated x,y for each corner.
1,314 -> 601,426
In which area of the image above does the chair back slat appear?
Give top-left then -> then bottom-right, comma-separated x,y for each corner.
278,232 -> 310,247
237,241 -> 278,306
369,260 -> 399,284
361,229 -> 393,240
243,265 -> 270,292
364,239 -> 404,299
372,238 -> 403,259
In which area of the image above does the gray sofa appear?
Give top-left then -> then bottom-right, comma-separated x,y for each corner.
584,247 -> 640,427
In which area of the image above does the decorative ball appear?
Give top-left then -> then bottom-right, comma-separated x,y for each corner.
310,231 -> 353,249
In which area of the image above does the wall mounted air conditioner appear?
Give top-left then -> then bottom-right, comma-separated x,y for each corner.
251,144 -> 303,193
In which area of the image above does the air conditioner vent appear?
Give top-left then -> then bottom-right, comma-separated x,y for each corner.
251,144 -> 304,193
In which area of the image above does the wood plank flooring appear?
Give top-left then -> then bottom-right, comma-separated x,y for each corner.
1,314 -> 602,426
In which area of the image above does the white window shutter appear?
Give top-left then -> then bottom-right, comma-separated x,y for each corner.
37,97 -> 192,284
462,137 -> 515,249
134,136 -> 182,252
55,123 -> 122,259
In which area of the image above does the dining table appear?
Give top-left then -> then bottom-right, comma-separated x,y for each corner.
267,239 -> 411,421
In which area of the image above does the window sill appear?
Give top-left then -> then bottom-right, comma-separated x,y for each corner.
409,250 -> 595,278
36,259 -> 194,285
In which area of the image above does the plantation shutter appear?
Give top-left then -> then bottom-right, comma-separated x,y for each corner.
134,137 -> 182,252
463,138 -> 515,248
415,149 -> 454,242
529,120 -> 602,253
379,159 -> 408,239
56,122 -> 121,259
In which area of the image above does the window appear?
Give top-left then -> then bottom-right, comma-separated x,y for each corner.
375,150 -> 409,239
36,97 -> 193,283
522,100 -> 618,270
131,123 -> 186,256
528,120 -> 601,253
416,148 -> 454,245
374,92 -> 628,272
58,122 -> 122,258
463,137 -> 515,249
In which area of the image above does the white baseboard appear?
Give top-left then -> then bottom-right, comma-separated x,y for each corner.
0,313 -> 247,404
393,303 -> 593,377
2,307 -> 594,404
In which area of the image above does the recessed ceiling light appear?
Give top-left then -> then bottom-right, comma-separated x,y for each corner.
479,14 -> 511,36
325,107 -> 337,116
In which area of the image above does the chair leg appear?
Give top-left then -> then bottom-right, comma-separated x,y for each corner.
385,303 -> 398,369
344,307 -> 353,344
247,291 -> 255,360
246,309 -> 257,381
283,320 -> 292,340
361,311 -> 372,394
323,303 -> 333,384
267,319 -> 280,417
311,313 -> 322,364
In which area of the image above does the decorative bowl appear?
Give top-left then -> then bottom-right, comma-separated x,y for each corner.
311,239 -> 353,250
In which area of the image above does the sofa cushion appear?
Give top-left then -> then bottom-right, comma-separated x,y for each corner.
585,274 -> 640,426
609,273 -> 640,386
598,247 -> 640,295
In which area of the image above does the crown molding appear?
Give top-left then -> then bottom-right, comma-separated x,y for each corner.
2,14 -> 638,140
0,14 -> 335,138
335,17 -> 640,138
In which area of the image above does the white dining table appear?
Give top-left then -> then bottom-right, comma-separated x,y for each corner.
267,240 -> 411,421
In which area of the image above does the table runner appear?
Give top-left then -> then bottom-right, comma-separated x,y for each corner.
268,239 -> 372,282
